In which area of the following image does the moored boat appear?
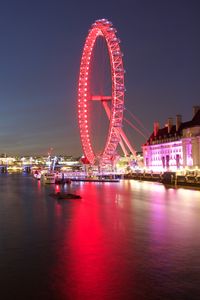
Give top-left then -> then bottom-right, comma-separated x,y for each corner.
41,173 -> 56,184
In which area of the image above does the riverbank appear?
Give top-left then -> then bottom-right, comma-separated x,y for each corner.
124,172 -> 200,189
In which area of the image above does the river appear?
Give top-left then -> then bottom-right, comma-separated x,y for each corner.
0,174 -> 200,300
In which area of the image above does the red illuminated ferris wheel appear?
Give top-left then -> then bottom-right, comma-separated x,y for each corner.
78,19 -> 136,166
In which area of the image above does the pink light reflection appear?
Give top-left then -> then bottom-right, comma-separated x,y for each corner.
52,182 -> 136,299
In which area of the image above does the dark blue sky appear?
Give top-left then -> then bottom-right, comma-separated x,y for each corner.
1,0 -> 200,156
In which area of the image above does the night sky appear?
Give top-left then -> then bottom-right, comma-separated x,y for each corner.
1,0 -> 200,156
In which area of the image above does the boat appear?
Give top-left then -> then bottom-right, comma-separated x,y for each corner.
33,170 -> 41,180
41,173 -> 56,184
50,192 -> 81,200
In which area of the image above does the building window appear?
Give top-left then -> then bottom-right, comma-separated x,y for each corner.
162,156 -> 165,168
166,155 -> 170,168
176,154 -> 180,169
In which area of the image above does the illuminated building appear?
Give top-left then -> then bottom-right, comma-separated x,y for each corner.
0,155 -> 82,173
142,106 -> 200,172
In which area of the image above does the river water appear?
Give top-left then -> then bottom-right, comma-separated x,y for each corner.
0,174 -> 200,300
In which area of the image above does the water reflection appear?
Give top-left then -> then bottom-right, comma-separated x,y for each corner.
51,183 -> 137,299
1,175 -> 200,299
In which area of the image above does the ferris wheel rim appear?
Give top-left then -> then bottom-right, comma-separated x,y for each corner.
78,19 -> 125,165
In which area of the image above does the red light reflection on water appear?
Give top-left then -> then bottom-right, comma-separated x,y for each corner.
55,185 -> 60,192
52,182 -> 136,299
37,179 -> 41,192
66,184 -> 110,299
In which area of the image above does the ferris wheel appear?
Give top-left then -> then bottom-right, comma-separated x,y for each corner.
78,19 -> 136,166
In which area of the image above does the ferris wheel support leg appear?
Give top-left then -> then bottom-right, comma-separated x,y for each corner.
118,128 -> 136,158
118,137 -> 129,156
102,100 -> 135,157
101,100 -> 128,156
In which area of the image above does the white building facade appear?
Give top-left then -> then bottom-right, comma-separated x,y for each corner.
142,106 -> 200,173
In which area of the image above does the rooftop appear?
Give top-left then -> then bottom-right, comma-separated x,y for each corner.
145,107 -> 200,145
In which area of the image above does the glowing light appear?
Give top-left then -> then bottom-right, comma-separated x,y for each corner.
77,19 -> 124,165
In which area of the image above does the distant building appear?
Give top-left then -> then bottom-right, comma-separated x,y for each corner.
142,106 -> 200,172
